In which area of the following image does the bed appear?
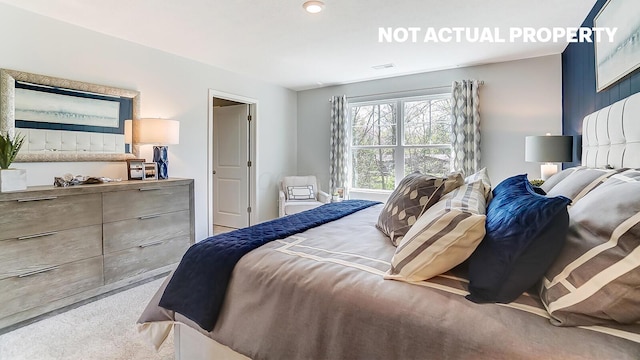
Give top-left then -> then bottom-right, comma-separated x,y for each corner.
138,92 -> 640,359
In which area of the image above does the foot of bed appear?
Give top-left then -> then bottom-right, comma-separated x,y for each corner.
174,323 -> 250,360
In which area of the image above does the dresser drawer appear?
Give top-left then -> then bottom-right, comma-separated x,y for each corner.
0,256 -> 103,319
0,225 -> 102,280
103,210 -> 190,254
103,184 -> 190,222
0,193 -> 102,241
104,236 -> 190,284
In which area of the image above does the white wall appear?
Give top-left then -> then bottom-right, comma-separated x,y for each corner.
297,55 -> 563,190
0,4 -> 297,239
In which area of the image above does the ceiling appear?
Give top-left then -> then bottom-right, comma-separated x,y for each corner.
0,0 -> 596,91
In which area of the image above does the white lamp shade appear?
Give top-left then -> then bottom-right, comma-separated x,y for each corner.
525,135 -> 572,163
124,119 -> 132,144
133,118 -> 180,145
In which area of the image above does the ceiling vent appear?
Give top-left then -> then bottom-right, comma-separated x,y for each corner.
372,63 -> 395,70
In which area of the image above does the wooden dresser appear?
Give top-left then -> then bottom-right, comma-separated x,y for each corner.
0,178 -> 194,331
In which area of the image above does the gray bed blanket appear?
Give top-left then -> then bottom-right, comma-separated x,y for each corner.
139,204 -> 640,359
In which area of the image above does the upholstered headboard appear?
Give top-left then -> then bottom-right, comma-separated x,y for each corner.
582,92 -> 640,169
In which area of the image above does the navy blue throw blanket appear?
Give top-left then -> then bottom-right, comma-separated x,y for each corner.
159,200 -> 380,331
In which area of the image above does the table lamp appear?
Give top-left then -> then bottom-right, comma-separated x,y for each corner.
525,134 -> 572,180
133,118 -> 179,179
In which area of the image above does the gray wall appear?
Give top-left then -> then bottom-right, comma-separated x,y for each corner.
0,4 -> 298,238
297,55 -> 563,193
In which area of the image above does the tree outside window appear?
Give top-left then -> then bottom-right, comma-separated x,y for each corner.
350,95 -> 452,191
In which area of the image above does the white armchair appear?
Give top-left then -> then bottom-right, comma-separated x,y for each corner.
278,175 -> 331,217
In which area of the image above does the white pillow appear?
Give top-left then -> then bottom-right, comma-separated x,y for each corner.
464,167 -> 492,201
287,185 -> 316,200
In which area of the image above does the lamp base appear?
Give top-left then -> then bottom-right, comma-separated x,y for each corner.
540,163 -> 558,181
153,146 -> 169,180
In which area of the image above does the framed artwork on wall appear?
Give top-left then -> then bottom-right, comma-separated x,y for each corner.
594,0 -> 640,92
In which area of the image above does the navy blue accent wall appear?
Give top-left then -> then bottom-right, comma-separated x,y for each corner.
563,0 -> 640,168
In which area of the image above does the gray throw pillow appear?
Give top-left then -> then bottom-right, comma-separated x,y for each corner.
545,167 -> 623,203
540,169 -> 640,326
539,167 -> 582,193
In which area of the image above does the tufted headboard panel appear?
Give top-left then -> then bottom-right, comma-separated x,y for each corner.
582,92 -> 640,169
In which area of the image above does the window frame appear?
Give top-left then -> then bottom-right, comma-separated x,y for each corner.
348,93 -> 452,192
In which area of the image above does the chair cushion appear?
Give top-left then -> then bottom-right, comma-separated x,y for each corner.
284,201 -> 324,215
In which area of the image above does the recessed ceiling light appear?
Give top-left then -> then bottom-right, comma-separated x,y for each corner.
303,1 -> 324,13
372,63 -> 395,70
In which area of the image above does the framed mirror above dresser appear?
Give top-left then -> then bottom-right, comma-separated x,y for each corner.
0,68 -> 139,162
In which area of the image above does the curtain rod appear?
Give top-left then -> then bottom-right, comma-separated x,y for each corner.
330,80 -> 484,102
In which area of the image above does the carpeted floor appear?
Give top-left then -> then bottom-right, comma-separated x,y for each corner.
0,278 -> 173,360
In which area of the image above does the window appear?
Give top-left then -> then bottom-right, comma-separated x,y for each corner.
349,95 -> 452,191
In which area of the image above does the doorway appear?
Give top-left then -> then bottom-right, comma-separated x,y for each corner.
208,89 -> 258,236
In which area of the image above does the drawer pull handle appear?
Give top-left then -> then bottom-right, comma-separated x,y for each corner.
139,214 -> 161,220
17,266 -> 59,278
18,231 -> 58,240
139,240 -> 164,248
17,196 -> 58,202
139,187 -> 162,191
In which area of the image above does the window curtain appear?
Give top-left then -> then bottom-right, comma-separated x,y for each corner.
329,95 -> 349,197
451,80 -> 481,175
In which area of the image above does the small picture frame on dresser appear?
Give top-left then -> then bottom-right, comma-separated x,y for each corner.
126,159 -> 145,180
143,162 -> 158,180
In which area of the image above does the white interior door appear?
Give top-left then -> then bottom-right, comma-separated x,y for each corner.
213,104 -> 249,228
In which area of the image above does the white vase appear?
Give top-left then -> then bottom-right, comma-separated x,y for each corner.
0,168 -> 27,192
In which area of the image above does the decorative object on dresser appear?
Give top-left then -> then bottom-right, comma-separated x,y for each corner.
0,130 -> 26,192
143,162 -> 158,180
525,134 -> 573,180
126,159 -> 146,180
133,118 -> 180,180
0,69 -> 140,162
53,174 -> 121,187
0,178 -> 194,332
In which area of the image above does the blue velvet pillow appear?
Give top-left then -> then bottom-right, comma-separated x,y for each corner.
466,174 -> 571,304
